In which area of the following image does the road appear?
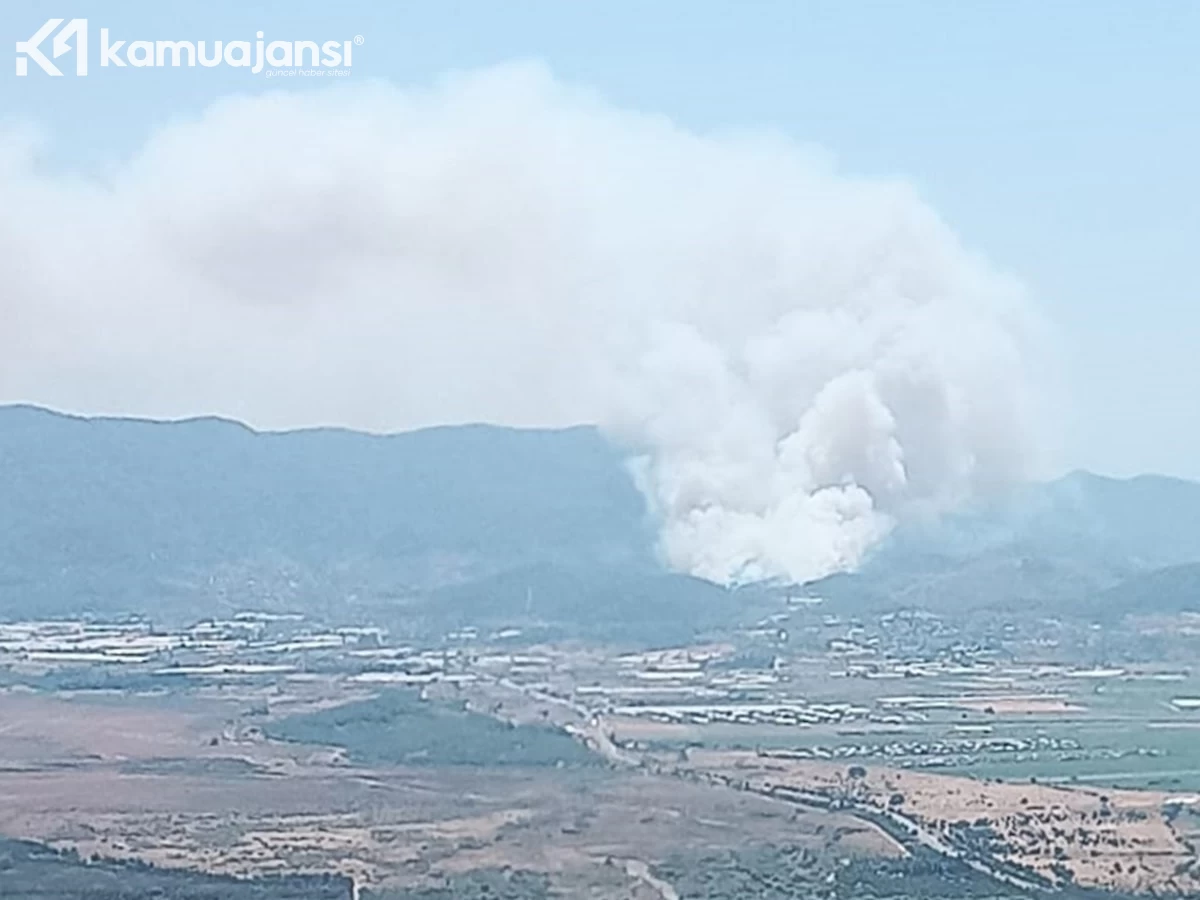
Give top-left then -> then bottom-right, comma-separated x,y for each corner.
490,676 -> 641,767
491,675 -> 1049,896
747,783 -> 1045,894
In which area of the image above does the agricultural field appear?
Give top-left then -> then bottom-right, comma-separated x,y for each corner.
671,750 -> 1200,895
1,604 -> 1198,899
589,614 -> 1200,795
0,685 -> 896,897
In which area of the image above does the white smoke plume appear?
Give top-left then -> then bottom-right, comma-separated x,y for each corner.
0,63 -> 1047,585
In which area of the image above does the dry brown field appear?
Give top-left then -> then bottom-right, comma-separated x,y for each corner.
680,749 -> 1200,895
0,689 -> 895,893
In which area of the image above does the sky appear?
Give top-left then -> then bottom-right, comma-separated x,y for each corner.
1,0 -> 1198,484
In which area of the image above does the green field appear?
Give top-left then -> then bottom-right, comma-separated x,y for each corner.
635,671 -> 1200,792
267,689 -> 599,768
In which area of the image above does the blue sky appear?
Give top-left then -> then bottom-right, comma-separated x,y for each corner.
2,0 -> 1198,480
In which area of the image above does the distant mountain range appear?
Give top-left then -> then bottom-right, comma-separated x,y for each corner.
0,404 -> 661,628
1,405 -> 1198,631
811,470 -> 1200,618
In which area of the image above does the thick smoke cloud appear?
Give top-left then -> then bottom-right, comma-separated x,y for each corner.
0,63 -> 1046,585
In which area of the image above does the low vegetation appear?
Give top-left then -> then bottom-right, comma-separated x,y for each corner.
362,870 -> 552,899
0,838 -> 348,899
266,689 -> 597,767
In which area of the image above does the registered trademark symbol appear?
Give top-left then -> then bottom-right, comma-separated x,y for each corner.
353,35 -> 364,45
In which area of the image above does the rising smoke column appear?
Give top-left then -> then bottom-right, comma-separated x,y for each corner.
603,174 -> 1042,584
0,63 -> 1047,585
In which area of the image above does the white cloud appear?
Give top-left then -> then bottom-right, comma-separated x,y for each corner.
0,63 -> 1049,584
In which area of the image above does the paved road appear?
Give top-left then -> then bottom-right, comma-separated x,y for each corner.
758,784 -> 1044,894
492,676 -> 1045,895
490,677 -> 641,767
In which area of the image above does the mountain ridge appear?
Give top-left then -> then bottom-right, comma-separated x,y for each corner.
2,404 -> 1198,628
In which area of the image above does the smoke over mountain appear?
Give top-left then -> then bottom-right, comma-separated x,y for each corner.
0,63 -> 1046,585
